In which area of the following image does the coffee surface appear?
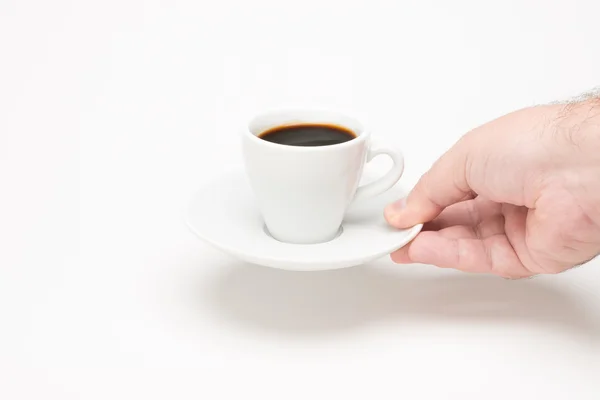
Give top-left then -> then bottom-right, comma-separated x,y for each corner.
258,124 -> 356,147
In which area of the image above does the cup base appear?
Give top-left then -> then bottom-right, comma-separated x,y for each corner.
262,224 -> 344,245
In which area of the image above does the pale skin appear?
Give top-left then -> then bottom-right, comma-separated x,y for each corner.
384,96 -> 600,278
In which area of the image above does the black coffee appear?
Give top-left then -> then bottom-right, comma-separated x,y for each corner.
258,124 -> 356,147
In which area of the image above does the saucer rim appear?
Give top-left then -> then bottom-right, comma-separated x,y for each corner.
185,210 -> 423,268
184,172 -> 423,270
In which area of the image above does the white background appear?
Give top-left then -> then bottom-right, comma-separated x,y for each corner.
1,0 -> 599,398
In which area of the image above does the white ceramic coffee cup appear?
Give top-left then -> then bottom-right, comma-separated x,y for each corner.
242,109 -> 404,244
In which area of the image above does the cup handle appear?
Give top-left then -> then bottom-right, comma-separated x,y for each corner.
354,141 -> 404,201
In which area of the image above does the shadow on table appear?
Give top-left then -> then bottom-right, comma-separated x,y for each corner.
195,261 -> 599,339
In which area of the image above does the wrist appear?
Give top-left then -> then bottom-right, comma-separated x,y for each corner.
552,98 -> 600,163
551,99 -> 600,225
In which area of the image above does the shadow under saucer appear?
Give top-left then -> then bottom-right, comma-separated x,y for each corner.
185,259 -> 600,340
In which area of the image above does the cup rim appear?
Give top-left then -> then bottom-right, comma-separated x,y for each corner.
243,108 -> 370,152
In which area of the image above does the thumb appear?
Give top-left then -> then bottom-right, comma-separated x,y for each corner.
385,137 -> 474,229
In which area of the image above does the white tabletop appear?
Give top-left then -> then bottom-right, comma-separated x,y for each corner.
1,0 -> 599,398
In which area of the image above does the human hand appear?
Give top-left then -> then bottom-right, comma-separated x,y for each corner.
385,99 -> 600,278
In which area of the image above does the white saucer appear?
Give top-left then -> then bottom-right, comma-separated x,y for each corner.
185,170 -> 422,271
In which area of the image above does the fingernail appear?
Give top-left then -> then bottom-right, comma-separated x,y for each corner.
387,198 -> 407,214
385,198 -> 407,223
